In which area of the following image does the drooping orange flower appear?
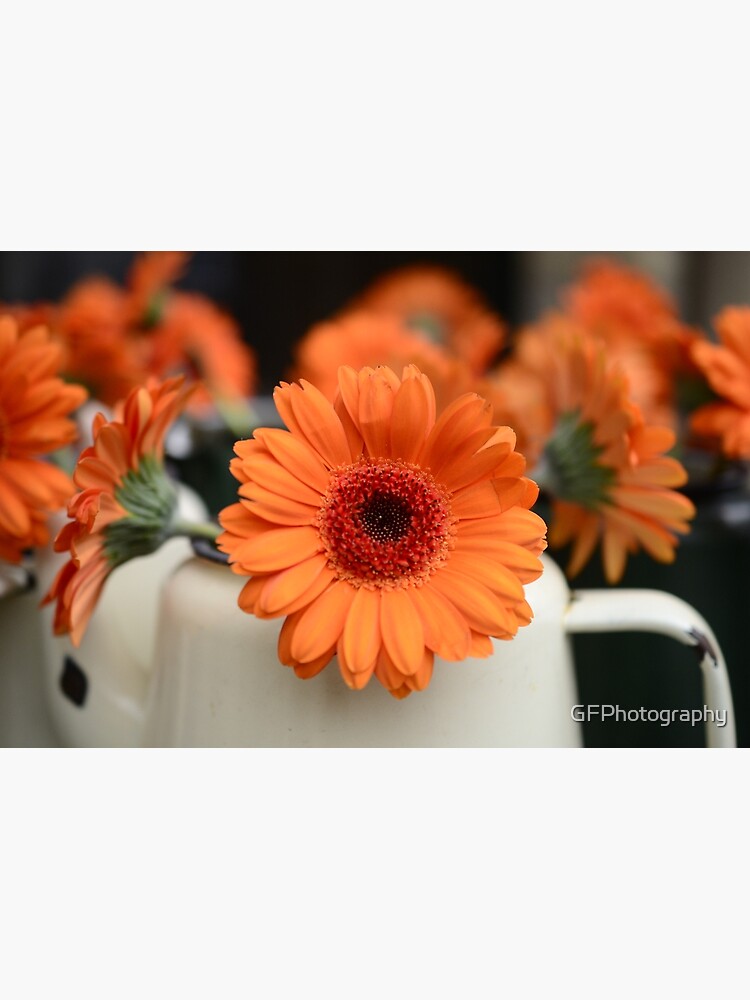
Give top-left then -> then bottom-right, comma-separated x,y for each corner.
218,365 -> 546,699
513,319 -> 695,582
563,259 -> 699,428
43,377 -> 195,644
0,316 -> 86,564
689,306 -> 750,458
354,264 -> 506,373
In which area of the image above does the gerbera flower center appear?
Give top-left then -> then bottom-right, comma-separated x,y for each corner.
318,459 -> 454,589
360,491 -> 412,542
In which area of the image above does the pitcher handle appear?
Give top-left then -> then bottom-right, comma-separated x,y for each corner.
564,589 -> 736,748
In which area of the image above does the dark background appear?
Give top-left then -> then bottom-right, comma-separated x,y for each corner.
0,251 -> 521,392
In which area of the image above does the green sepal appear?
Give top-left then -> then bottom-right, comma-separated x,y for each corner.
104,454 -> 177,567
540,412 -> 615,509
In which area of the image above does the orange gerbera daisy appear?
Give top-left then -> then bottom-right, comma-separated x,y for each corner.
689,306 -> 750,458
515,320 -> 695,582
218,364 -> 546,699
43,377 -> 198,644
137,291 -> 257,413
291,310 -> 455,402
563,259 -> 699,427
53,253 -> 256,417
55,276 -> 145,406
0,316 -> 86,564
354,264 -> 506,373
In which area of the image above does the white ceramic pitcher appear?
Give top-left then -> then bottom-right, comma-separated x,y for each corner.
137,549 -> 735,748
24,534 -> 736,747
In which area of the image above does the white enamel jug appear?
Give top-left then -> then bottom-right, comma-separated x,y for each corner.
139,548 -> 735,747
21,531 -> 737,747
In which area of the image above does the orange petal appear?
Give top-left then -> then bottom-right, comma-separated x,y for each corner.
380,588 -> 424,677
288,381 -> 352,468
390,371 -> 435,462
437,434 -> 510,491
290,580 -> 356,662
446,552 -> 525,602
252,428 -> 331,494
294,650 -> 335,679
238,457 -> 324,506
421,393 -> 493,469
431,568 -> 518,637
408,585 -> 471,661
468,631 -> 494,657
341,586 -> 382,673
454,536 -> 544,583
374,645 -> 405,693
404,649 -> 434,692
602,521 -> 629,584
241,485 -> 318,526
451,481 -> 501,519
233,525 -> 321,573
565,512 -> 600,578
257,554 -> 330,615
358,369 -> 396,458
337,643 -> 376,690
0,478 -> 31,535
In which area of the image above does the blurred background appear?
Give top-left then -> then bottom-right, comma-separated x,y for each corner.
2,251 -> 749,748
2,251 -> 747,389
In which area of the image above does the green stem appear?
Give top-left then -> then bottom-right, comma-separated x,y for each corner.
170,519 -> 222,541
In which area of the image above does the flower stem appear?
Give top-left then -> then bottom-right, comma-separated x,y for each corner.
170,519 -> 222,541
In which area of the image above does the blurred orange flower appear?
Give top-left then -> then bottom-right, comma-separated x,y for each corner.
291,310 -> 454,402
564,260 -> 698,427
354,264 -> 506,373
0,317 -> 86,564
0,301 -> 56,333
218,365 -> 546,698
55,277 -> 144,406
43,377 -> 194,644
515,320 -> 694,582
51,253 -> 256,413
690,306 -> 750,457
138,292 -> 257,412
126,251 -> 189,325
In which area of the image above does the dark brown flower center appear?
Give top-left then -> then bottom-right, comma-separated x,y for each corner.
360,491 -> 412,543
